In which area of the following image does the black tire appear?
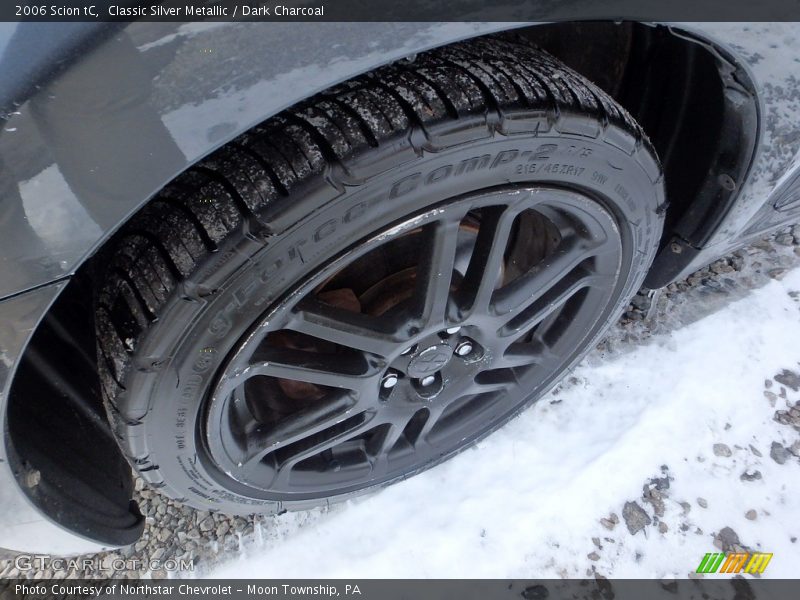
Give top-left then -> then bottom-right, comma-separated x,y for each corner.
95,35 -> 664,514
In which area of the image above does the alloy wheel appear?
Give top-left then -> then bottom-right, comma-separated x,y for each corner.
203,186 -> 623,499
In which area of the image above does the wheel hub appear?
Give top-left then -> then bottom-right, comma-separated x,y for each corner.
381,328 -> 482,403
406,343 -> 453,378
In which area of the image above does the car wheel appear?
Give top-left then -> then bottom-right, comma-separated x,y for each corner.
95,35 -> 664,513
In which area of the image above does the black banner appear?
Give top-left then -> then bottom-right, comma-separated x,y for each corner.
1,579 -> 799,600
5,0 -> 800,22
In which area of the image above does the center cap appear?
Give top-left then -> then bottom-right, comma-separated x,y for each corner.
406,344 -> 453,378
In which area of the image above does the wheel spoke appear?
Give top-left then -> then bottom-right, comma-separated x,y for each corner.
458,204 -> 522,314
367,415 -> 412,478
497,340 -> 560,369
374,422 -> 406,456
290,299 -> 398,357
410,404 -> 447,449
529,203 -> 580,239
413,218 -> 463,326
270,411 -> 379,488
472,376 -> 518,394
408,372 -> 509,449
498,266 -> 613,337
241,393 -> 358,467
221,347 -> 381,394
492,235 -> 611,316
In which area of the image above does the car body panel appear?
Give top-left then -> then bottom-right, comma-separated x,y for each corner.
1,20 -> 799,553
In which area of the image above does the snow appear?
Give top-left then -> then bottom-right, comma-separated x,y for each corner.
203,267 -> 800,579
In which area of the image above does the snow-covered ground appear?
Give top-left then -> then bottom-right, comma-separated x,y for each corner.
204,266 -> 800,580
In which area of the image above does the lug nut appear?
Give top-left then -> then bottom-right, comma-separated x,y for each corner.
455,341 -> 473,357
420,375 -> 436,387
445,326 -> 461,334
381,372 -> 399,389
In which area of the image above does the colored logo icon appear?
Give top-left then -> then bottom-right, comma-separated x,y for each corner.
696,552 -> 773,574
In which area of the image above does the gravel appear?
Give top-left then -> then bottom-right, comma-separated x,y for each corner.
740,469 -> 763,482
791,441 -> 800,457
1,224 -> 799,580
770,441 -> 791,464
642,485 -> 666,518
622,501 -> 651,535
714,527 -> 742,552
712,443 -> 732,457
599,513 -> 619,531
775,368 -> 800,391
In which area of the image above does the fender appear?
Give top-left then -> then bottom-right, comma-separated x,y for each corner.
0,21 -> 522,301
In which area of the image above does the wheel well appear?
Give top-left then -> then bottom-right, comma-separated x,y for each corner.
517,22 -> 758,286
4,22 -> 758,544
5,267 -> 144,547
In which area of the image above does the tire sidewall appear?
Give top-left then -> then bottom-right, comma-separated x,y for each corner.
121,118 -> 663,513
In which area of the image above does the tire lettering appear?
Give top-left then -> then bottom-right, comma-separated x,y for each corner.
529,143 -> 558,161
314,219 -> 337,242
389,151 -> 521,199
456,154 -> 491,174
490,149 -> 519,168
389,172 -> 421,198
425,164 -> 453,184
343,201 -> 368,223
